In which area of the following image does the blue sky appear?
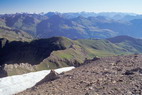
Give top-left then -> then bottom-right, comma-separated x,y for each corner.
0,0 -> 142,14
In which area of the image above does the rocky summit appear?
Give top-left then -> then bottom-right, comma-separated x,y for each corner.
17,54 -> 142,95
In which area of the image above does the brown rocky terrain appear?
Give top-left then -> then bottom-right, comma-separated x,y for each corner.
17,54 -> 142,95
35,70 -> 59,86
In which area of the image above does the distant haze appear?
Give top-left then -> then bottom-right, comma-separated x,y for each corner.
0,0 -> 142,14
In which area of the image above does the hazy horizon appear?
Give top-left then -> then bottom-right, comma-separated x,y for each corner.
1,0 -> 142,14
0,11 -> 140,15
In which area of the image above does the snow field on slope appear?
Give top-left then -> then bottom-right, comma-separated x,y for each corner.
0,67 -> 75,95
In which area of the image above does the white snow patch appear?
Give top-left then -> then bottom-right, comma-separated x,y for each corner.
0,67 -> 74,95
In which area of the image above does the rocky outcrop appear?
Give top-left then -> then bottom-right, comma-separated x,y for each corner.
0,65 -> 7,78
4,63 -> 36,76
124,67 -> 142,75
35,70 -> 59,86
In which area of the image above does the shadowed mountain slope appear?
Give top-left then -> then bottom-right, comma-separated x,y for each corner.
0,37 -> 73,65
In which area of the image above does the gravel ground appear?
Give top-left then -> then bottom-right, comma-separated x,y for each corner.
17,54 -> 142,95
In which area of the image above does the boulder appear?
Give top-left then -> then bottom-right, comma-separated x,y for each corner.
35,70 -> 59,86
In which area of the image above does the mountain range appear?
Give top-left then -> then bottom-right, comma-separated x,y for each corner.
1,12 -> 142,39
1,12 -> 142,77
1,12 -> 142,95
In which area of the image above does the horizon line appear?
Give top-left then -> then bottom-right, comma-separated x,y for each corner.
0,11 -> 141,15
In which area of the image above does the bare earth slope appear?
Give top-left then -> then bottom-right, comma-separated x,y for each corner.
17,54 -> 142,95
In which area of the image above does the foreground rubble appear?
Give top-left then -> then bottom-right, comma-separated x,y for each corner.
17,54 -> 142,95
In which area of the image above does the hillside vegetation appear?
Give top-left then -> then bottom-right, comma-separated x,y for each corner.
0,26 -> 33,41
1,36 -> 142,76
